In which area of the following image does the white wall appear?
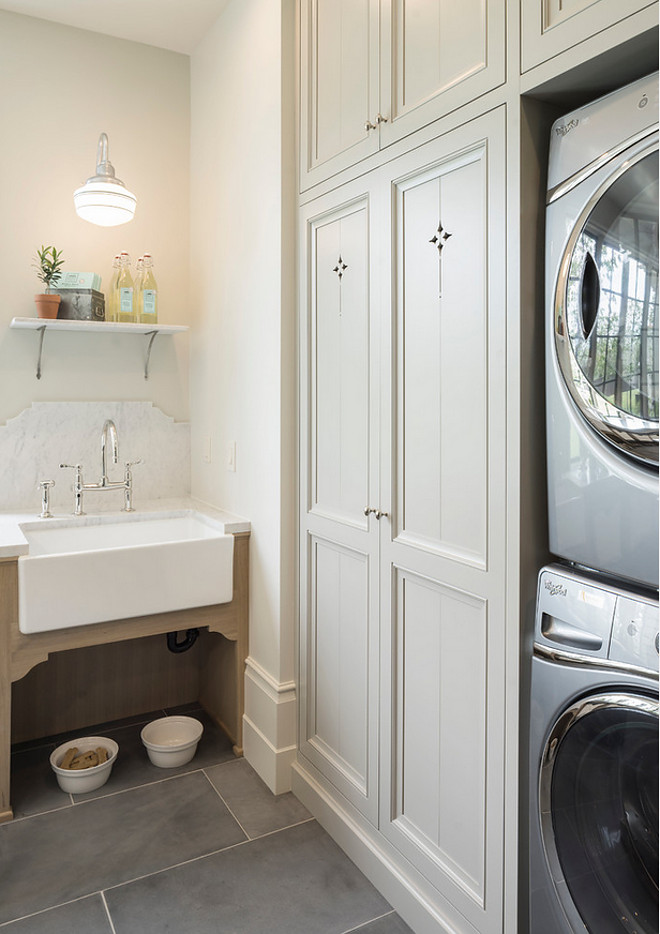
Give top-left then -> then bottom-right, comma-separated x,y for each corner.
0,11 -> 191,423
190,0 -> 296,789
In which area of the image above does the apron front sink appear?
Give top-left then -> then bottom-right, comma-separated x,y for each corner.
17,511 -> 234,633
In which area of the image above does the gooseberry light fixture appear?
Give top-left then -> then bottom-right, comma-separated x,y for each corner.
73,133 -> 136,227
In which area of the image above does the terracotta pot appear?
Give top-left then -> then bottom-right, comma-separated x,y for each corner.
34,294 -> 61,319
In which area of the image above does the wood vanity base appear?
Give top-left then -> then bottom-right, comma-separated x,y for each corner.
0,532 -> 249,821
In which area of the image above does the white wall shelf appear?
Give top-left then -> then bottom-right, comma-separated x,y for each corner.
10,317 -> 189,381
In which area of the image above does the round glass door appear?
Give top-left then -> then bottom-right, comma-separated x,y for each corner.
540,692 -> 659,933
555,147 -> 659,466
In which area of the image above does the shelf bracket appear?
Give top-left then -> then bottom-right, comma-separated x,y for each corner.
35,325 -> 47,380
144,330 -> 158,380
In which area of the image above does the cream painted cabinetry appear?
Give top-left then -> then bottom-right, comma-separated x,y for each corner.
299,0 -> 506,190
298,108 -> 507,934
521,0 -> 657,72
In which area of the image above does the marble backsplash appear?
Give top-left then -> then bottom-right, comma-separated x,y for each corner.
0,402 -> 190,514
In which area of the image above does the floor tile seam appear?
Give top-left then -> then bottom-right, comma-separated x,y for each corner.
341,909 -> 397,933
0,891 -> 105,928
102,817 -> 318,897
2,800 -> 74,825
100,892 -> 118,934
201,767 -> 252,838
4,767 -> 206,826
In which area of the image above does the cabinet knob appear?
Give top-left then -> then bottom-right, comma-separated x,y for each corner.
375,510 -> 389,520
364,506 -> 377,516
365,114 -> 388,132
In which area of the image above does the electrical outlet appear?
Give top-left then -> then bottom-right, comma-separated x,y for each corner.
226,441 -> 236,472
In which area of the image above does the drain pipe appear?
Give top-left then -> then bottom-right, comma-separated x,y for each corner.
166,629 -> 200,653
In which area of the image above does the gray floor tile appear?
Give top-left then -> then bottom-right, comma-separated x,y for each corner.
105,819 -> 391,934
0,772 -> 246,924
0,896 -> 112,933
70,709 -> 236,802
344,912 -> 415,934
10,747 -> 71,820
205,758 -> 312,838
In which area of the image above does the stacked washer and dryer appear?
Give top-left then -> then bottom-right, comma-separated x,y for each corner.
530,74 -> 659,933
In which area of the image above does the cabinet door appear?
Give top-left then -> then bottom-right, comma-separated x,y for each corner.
298,179 -> 381,822
521,0 -> 657,72
378,108 -> 507,934
379,0 -> 506,148
300,0 -> 380,191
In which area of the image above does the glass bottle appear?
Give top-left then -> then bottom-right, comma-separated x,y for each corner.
107,254 -> 120,322
134,256 -> 144,321
138,253 -> 158,324
116,252 -> 135,323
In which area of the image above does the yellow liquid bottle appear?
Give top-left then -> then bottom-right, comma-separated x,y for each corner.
107,255 -> 120,322
134,256 -> 144,321
116,252 -> 135,323
138,253 -> 158,324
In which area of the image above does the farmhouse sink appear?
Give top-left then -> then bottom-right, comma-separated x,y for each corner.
17,511 -> 234,634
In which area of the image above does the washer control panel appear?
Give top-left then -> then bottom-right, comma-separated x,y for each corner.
536,565 -> 658,675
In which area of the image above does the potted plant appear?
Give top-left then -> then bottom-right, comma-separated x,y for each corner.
33,245 -> 64,318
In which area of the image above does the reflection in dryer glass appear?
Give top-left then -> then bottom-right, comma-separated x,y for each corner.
567,152 -> 659,421
551,703 -> 658,933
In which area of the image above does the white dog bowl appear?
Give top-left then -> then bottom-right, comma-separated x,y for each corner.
140,716 -> 204,768
50,736 -> 119,793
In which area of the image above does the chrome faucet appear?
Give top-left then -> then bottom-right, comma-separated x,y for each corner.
101,419 -> 119,483
60,419 -> 142,516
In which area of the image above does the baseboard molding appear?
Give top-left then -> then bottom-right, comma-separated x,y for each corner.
242,656 -> 297,794
291,759 -> 477,934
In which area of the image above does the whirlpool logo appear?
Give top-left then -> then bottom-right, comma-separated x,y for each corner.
555,119 -> 579,137
544,579 -> 568,597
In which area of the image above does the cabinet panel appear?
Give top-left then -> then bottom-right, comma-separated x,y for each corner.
312,202 -> 370,524
300,0 -> 379,189
521,0 -> 657,72
299,178 -> 381,822
390,570 -> 487,901
379,108 -> 507,934
306,536 -> 371,791
394,147 -> 488,567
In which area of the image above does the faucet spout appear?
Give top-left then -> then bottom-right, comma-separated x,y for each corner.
101,419 -> 119,483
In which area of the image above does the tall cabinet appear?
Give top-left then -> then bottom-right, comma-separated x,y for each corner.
299,102 -> 508,933
295,1 -> 658,932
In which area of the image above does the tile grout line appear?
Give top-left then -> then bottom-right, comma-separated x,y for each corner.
340,909 -> 397,934
101,892 -> 118,934
0,892 -> 105,928
101,816 -> 318,897
201,767 -> 252,839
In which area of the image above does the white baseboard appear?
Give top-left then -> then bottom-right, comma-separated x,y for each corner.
291,759 -> 476,934
242,656 -> 297,794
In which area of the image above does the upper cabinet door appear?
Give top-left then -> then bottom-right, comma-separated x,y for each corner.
299,0 -> 506,192
378,0 -> 506,148
521,0 -> 657,72
300,0 -> 380,191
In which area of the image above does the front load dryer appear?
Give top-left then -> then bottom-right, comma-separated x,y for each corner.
546,74 -> 659,588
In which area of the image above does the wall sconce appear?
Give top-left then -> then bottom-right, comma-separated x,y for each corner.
73,133 -> 136,227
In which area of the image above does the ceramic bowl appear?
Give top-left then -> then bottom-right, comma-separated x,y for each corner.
50,736 -> 119,793
140,716 -> 204,768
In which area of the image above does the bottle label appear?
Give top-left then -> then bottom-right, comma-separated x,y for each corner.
120,288 -> 133,313
142,290 -> 157,316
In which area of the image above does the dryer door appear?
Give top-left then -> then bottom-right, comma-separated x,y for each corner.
555,146 -> 659,466
540,691 -> 659,933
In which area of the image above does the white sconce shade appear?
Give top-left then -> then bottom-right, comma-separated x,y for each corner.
74,133 -> 136,227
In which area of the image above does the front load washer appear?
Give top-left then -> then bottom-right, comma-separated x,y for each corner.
546,74 -> 659,588
529,563 -> 658,934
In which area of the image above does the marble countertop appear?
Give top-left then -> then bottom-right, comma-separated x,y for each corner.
0,497 -> 251,559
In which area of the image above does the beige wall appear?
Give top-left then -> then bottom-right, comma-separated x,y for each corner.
190,0 -> 296,690
0,11 -> 191,422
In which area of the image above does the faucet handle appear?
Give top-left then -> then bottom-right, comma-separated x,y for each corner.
37,479 -> 55,519
125,458 -> 143,468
